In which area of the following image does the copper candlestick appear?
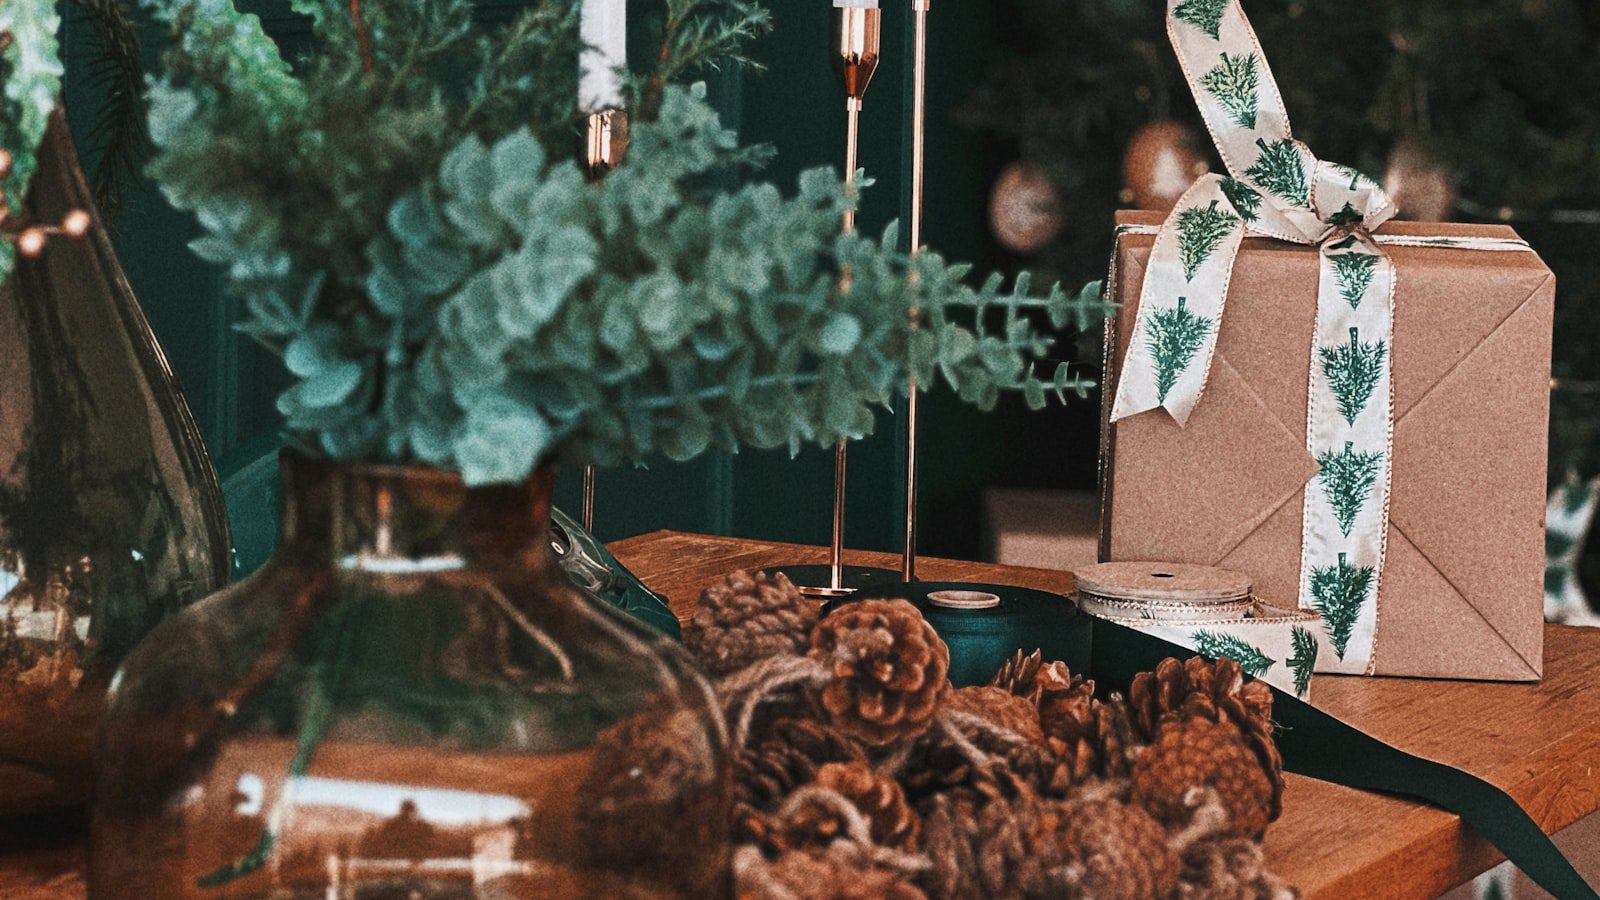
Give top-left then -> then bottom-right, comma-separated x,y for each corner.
757,1 -> 899,600
901,0 -> 929,582
581,109 -> 627,532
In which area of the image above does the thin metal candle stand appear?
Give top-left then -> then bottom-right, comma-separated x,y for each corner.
901,0 -> 929,583
580,109 -> 625,532
758,1 -> 899,599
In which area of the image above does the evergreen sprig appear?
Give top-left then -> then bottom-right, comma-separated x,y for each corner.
0,0 -> 64,281
1310,553 -> 1373,659
1191,629 -> 1275,678
1287,625 -> 1318,696
1319,327 -> 1387,426
1245,137 -> 1309,208
1200,52 -> 1258,130
1176,199 -> 1239,281
1146,297 -> 1213,403
1173,0 -> 1229,40
1316,441 -> 1383,536
1331,252 -> 1377,308
141,0 -> 1095,485
1219,177 -> 1261,223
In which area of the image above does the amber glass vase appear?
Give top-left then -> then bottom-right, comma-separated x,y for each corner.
0,113 -> 230,817
90,453 -> 731,899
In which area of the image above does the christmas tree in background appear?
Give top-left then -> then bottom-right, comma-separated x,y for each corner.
1191,630 -> 1276,678
1331,253 -> 1377,308
1319,328 -> 1387,426
1173,0 -> 1229,40
1246,138 -> 1309,208
1177,200 -> 1240,280
1287,626 -> 1318,697
1220,178 -> 1262,223
1147,297 -> 1213,402
1311,553 -> 1373,659
1201,53 -> 1260,130
1317,441 -> 1382,536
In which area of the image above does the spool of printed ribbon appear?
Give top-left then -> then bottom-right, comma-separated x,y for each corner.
1075,562 -> 1325,699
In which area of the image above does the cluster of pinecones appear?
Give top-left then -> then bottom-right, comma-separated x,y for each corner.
682,570 -> 1301,900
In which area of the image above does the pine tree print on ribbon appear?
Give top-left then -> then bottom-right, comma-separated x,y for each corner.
1191,630 -> 1276,678
1146,297 -> 1214,403
1287,626 -> 1318,697
1333,164 -> 1367,191
1220,177 -> 1262,222
1310,553 -> 1374,659
1317,441 -> 1383,536
1200,53 -> 1259,129
1177,200 -> 1241,281
1245,138 -> 1309,208
1173,0 -> 1229,39
1319,327 -> 1387,426
1331,252 -> 1377,308
1325,202 -> 1362,228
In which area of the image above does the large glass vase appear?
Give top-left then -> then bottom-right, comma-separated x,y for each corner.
90,453 -> 731,898
0,112 -> 231,816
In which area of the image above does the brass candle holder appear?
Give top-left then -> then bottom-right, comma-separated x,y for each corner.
580,109 -> 627,531
758,0 -> 899,599
901,0 -> 930,582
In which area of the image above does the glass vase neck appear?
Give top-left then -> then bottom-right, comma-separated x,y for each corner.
277,452 -> 556,570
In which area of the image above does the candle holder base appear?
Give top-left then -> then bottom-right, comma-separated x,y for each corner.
756,564 -> 904,599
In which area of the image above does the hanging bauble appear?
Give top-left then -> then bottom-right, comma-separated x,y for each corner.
0,111 -> 231,817
1122,120 -> 1211,213
988,161 -> 1064,255
1383,136 -> 1457,222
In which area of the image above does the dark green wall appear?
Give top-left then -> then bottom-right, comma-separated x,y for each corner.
57,0 -> 1102,561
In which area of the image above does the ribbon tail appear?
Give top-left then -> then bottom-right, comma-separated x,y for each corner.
1109,176 -> 1246,428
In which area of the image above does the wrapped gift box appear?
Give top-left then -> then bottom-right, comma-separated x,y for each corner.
1100,211 -> 1555,680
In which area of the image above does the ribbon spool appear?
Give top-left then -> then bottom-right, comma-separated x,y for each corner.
837,582 -> 1091,687
1075,562 -> 1325,699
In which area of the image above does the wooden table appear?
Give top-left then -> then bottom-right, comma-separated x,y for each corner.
7,530 -> 1600,899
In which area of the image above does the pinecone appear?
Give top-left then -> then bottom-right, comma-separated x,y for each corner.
1127,657 -> 1274,746
735,845 -> 928,900
809,599 -> 950,747
1178,837 -> 1300,900
735,718 -> 867,843
904,686 -> 1062,798
1131,715 -> 1279,839
685,570 -> 820,677
1049,795 -> 1181,900
1050,693 -> 1142,783
918,773 -> 1050,899
771,761 -> 922,852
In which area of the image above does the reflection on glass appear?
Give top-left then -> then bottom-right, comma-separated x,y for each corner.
0,112 -> 230,816
90,455 -> 730,898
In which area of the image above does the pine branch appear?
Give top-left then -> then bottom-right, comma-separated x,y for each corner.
1287,625 -> 1318,697
1173,0 -> 1229,40
1310,553 -> 1373,659
1220,177 -> 1262,222
66,0 -> 148,226
1319,327 -> 1387,426
1200,52 -> 1258,130
1316,441 -> 1383,536
1331,252 -> 1377,308
1245,138 -> 1309,208
1176,199 -> 1240,281
1191,630 -> 1275,678
1146,297 -> 1214,403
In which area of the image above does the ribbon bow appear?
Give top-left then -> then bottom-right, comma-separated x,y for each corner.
1110,0 -> 1530,673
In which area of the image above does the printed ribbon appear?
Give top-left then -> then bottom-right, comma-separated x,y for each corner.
1111,0 -> 1532,674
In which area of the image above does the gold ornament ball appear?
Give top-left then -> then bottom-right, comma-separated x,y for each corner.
1123,120 -> 1211,213
0,148 -> 13,180
988,161 -> 1064,256
1383,137 -> 1456,222
16,227 -> 47,258
62,209 -> 92,239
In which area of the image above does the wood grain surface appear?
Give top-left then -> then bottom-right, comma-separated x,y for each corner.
6,529 -> 1599,900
